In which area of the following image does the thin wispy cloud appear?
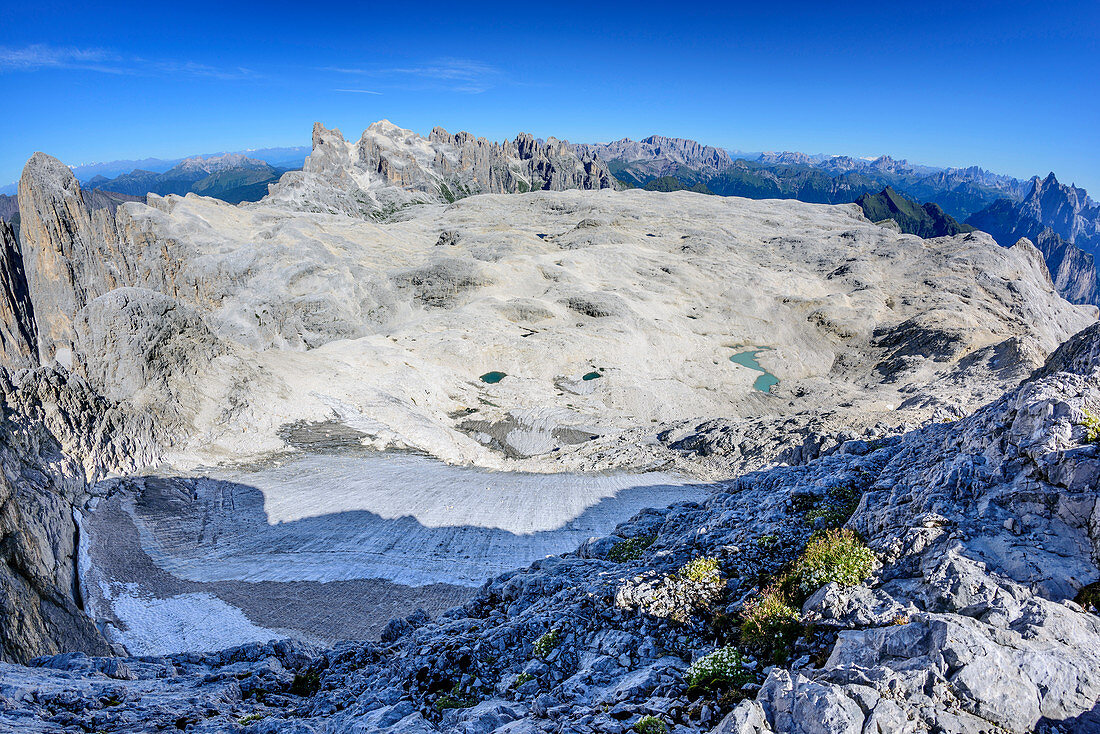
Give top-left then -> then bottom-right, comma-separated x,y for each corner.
386,58 -> 498,81
0,44 -> 125,73
147,60 -> 256,80
0,44 -> 256,80
326,57 -> 502,94
333,88 -> 383,95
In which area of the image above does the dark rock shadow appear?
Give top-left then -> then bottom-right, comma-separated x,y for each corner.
1036,700 -> 1100,733
82,467 -> 708,650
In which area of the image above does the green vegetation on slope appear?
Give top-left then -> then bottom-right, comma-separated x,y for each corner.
87,161 -> 292,204
642,176 -> 714,194
190,167 -> 286,204
857,187 -> 976,238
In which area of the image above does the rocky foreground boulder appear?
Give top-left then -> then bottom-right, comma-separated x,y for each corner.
1,324 -> 1097,731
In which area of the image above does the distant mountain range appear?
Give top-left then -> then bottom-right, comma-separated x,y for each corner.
966,173 -> 1100,306
265,120 -> 615,219
0,145 -> 309,196
572,134 -> 1099,307
85,153 -> 292,205
966,173 -> 1100,255
574,136 -> 1031,220
0,151 -> 301,235
573,136 -> 746,188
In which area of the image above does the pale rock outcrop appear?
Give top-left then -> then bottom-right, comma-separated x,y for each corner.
16,153 -> 133,367
264,120 -> 615,218
73,287 -> 225,426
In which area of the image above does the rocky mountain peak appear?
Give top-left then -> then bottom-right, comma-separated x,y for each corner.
759,151 -> 815,166
365,118 -> 411,137
867,155 -> 910,174
21,151 -> 82,200
0,220 -> 37,369
969,170 -> 1100,288
173,152 -> 260,175
574,136 -> 735,180
16,151 -> 121,367
265,120 -> 615,218
311,120 -> 340,145
1030,171 -> 1093,211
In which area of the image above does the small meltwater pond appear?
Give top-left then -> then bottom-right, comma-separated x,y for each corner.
730,348 -> 779,393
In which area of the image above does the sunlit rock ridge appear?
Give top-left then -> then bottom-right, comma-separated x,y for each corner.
264,120 -> 616,219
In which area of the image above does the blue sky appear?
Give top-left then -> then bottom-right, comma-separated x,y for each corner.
1,0 -> 1097,192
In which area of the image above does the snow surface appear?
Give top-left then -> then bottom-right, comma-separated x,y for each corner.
109,589 -> 281,656
135,452 -> 701,587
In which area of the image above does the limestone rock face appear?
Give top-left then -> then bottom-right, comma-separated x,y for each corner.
11,152 -> 1099,472
16,153 -> 126,366
427,126 -> 615,196
1026,229 -> 1100,306
0,366 -> 161,663
574,135 -> 736,179
1033,319 -> 1100,379
0,221 -> 38,369
264,120 -> 615,218
968,173 -> 1100,306
1017,173 -> 1100,253
0,180 -> 187,663
0,428 -> 108,664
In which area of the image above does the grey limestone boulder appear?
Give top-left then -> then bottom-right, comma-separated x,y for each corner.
74,287 -> 223,408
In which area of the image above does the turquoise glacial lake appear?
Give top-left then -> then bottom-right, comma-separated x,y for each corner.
730,349 -> 779,393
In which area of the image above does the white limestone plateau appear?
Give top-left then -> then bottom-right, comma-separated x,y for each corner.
21,138 -> 1094,476
0,120 -> 1098,733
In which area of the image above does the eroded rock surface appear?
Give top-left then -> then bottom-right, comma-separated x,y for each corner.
0,126 -> 1098,731
10,141 -> 1096,473
0,220 -> 37,369
1,320 -> 1097,734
